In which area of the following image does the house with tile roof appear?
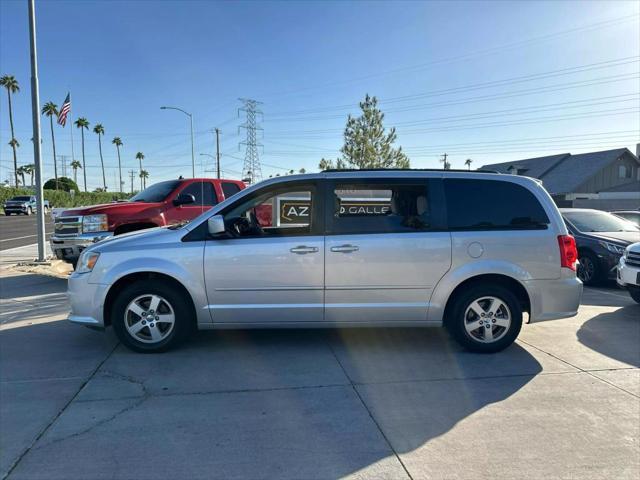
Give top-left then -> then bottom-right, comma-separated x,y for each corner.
481,147 -> 640,210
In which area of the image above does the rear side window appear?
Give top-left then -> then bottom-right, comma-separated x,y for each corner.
221,182 -> 241,199
444,179 -> 549,231
180,182 -> 217,206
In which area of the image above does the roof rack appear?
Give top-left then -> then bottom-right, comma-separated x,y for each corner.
322,168 -> 500,174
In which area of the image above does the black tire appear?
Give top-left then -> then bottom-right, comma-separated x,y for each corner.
111,279 -> 195,353
26,206 -> 33,216
446,284 -> 523,353
628,286 -> 640,304
577,251 -> 601,286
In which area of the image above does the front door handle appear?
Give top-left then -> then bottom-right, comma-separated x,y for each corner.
290,245 -> 319,254
330,244 -> 359,253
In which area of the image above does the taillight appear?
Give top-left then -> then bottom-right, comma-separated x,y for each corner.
558,235 -> 578,271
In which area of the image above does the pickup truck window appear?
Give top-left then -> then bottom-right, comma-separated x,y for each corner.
130,180 -> 181,203
180,182 -> 217,206
221,182 -> 241,199
13,196 -> 33,201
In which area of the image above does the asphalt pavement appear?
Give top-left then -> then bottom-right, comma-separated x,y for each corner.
0,215 -> 54,251
0,270 -> 638,480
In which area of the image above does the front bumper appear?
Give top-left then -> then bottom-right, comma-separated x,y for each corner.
524,272 -> 583,323
3,205 -> 28,214
50,232 -> 113,261
617,256 -> 640,288
67,271 -> 109,328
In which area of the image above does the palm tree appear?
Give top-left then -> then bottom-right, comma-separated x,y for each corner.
93,124 -> 106,190
16,165 -> 26,187
112,137 -> 123,193
465,158 -> 473,171
135,152 -> 145,190
74,117 -> 89,191
41,102 -> 59,188
139,169 -> 149,189
23,164 -> 35,187
0,75 -> 20,186
71,160 -> 82,185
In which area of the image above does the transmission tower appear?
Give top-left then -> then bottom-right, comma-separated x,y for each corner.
238,98 -> 263,184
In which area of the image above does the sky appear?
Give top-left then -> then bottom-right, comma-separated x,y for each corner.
0,0 -> 639,191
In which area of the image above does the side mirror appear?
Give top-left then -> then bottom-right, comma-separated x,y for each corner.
207,215 -> 226,236
173,193 -> 196,206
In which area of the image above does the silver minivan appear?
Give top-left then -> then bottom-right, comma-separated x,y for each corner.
68,170 -> 582,353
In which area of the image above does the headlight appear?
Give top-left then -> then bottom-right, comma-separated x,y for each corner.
598,240 -> 626,255
76,251 -> 100,273
82,214 -> 108,233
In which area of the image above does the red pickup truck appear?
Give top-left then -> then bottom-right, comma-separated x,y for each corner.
51,178 -> 245,264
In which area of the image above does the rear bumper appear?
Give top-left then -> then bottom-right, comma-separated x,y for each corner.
50,232 -> 113,261
524,272 -> 583,323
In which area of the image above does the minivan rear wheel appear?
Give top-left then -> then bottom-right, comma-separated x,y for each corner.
447,284 -> 523,353
111,279 -> 194,353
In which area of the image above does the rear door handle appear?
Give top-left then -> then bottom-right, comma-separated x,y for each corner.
330,244 -> 359,253
290,245 -> 319,254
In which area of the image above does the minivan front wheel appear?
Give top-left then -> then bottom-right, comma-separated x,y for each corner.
111,280 -> 194,352
447,285 -> 523,353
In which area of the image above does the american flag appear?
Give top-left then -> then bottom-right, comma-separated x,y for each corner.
57,93 -> 71,126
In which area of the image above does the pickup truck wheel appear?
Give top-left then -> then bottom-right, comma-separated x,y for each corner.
26,207 -> 33,215
446,284 -> 523,353
111,280 -> 194,353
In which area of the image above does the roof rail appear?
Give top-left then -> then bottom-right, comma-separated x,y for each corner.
322,168 -> 500,174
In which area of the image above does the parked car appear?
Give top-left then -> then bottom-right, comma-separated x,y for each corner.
51,178 -> 245,265
617,242 -> 640,303
560,208 -> 640,285
67,170 -> 582,354
3,195 -> 50,215
611,210 -> 640,227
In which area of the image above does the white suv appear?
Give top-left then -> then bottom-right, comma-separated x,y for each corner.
67,170 -> 583,353
617,242 -> 640,303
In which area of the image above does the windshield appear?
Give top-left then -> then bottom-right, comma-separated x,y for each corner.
564,210 -> 640,233
130,180 -> 181,203
12,196 -> 31,201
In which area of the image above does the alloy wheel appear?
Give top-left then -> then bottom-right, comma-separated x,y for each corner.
577,256 -> 594,283
124,294 -> 175,344
463,296 -> 512,343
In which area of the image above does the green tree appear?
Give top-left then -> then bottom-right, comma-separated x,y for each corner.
23,164 -> 35,187
465,158 -> 473,170
319,94 -> 409,170
1,75 -> 20,186
41,101 -> 59,187
93,123 -> 106,190
112,137 -> 123,193
15,165 -> 26,187
139,169 -> 149,189
135,152 -> 145,190
74,117 -> 90,191
44,176 -> 78,192
70,160 -> 82,185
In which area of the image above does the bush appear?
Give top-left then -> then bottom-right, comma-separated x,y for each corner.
0,187 -> 131,213
43,177 -> 79,192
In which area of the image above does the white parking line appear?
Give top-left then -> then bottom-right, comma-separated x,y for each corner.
0,242 -> 39,253
0,235 -> 39,243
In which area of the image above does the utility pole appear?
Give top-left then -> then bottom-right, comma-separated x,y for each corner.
440,153 -> 449,170
58,155 -> 69,178
129,170 -> 135,194
238,98 -> 263,184
28,0 -> 46,262
215,128 -> 221,179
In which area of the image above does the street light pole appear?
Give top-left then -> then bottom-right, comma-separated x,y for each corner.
215,128 -> 221,179
160,106 -> 195,178
28,0 -> 46,262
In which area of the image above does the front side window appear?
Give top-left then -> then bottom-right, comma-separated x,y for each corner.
444,179 -> 550,230
223,185 -> 314,237
330,181 -> 431,234
180,182 -> 217,206
130,180 -> 181,203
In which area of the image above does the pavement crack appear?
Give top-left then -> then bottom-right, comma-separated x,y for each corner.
2,341 -> 120,480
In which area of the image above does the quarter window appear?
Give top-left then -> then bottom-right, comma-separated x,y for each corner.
444,179 -> 549,230
330,182 -> 432,234
180,182 -> 217,206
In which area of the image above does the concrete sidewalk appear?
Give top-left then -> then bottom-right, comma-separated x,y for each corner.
0,243 -> 53,269
1,271 -> 638,479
